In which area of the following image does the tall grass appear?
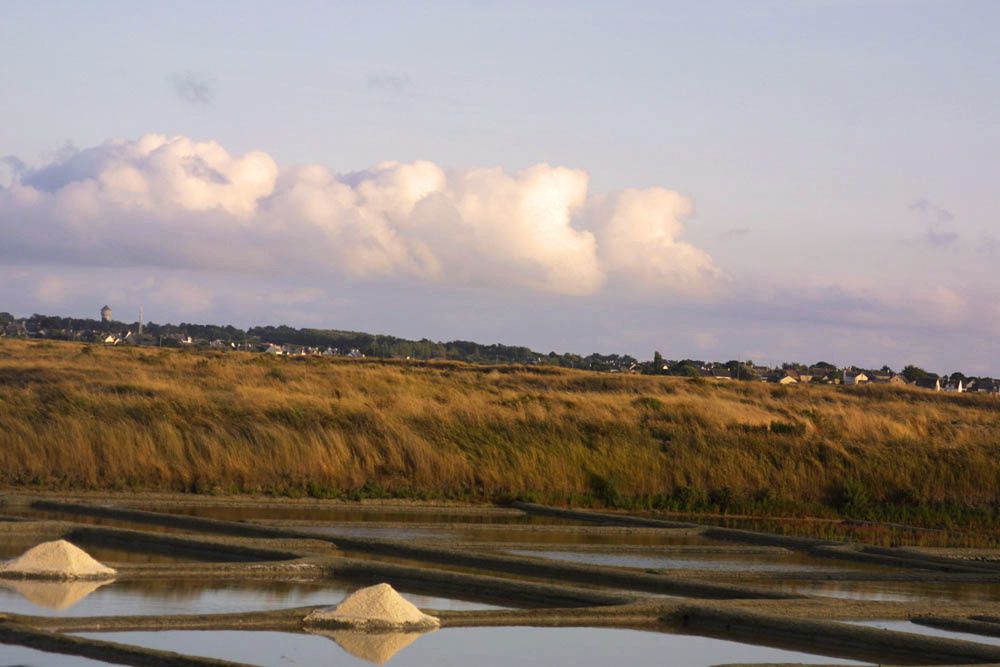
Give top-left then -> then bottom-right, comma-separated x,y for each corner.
1,338 -> 999,529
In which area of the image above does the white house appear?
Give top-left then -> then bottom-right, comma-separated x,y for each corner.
944,378 -> 965,393
843,370 -> 870,385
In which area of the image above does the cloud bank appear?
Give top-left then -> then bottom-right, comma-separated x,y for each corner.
0,134 -> 723,296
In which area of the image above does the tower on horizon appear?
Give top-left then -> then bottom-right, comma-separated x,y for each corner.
101,305 -> 112,322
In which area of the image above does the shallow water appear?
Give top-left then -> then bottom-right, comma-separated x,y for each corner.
0,507 -> 204,534
308,524 -> 718,546
761,579 -> 1000,603
0,578 -> 502,617
0,644 -> 113,666
847,620 -> 1000,647
0,535 -> 208,564
507,548 -> 883,573
5,506 -> 715,547
157,505 -> 579,525
76,627 -> 867,667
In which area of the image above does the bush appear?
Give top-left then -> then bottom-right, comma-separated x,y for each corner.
265,366 -> 288,382
589,473 -> 624,508
837,478 -> 871,518
770,420 -> 806,435
632,396 -> 665,411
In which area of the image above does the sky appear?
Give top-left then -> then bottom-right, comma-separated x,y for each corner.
1,1 -> 998,373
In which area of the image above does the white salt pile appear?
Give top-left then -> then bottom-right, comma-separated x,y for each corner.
312,628 -> 429,665
304,583 -> 440,630
0,540 -> 117,580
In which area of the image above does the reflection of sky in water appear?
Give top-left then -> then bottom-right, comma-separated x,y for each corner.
507,549 -> 866,573
77,627 -> 867,667
308,525 -> 449,541
766,580 -> 1000,603
3,509 -> 717,547
0,579 -> 501,617
303,524 -> 716,546
165,505 -> 580,525
848,620 -> 1000,647
0,509 -> 204,535
0,644 -> 113,666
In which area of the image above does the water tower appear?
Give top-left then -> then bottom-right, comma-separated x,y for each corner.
101,305 -> 112,322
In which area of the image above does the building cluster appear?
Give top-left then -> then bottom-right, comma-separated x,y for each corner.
2,307 -> 997,394
262,343 -> 365,358
0,311 -> 372,359
98,335 -> 367,359
655,361 -> 1000,394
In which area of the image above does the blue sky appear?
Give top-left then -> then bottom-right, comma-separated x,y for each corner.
1,1 -> 998,373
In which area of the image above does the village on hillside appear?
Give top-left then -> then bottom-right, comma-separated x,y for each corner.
1,307 -> 996,394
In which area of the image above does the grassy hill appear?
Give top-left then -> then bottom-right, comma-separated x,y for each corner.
1,338 -> 998,529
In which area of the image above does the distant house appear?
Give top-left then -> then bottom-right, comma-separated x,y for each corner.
842,370 -> 869,385
808,365 -> 836,379
868,373 -> 905,385
914,377 -> 942,392
943,378 -> 965,393
103,334 -> 120,345
122,331 -> 153,346
263,344 -> 284,355
699,367 -> 732,380
972,379 -> 1000,395
767,370 -> 799,385
3,321 -> 28,338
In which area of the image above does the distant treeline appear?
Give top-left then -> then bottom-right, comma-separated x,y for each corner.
1,312 -> 639,371
4,312 -> 985,381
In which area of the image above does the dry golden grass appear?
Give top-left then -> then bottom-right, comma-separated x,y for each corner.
2,338 -> 999,525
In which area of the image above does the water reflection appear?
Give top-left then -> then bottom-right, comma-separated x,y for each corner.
0,508 -> 201,535
161,505 -> 572,525
309,524 -> 716,546
782,580 -> 1000,603
310,628 -> 432,664
0,578 -> 502,617
848,620 -> 1000,647
508,548 -> 879,573
77,627 -> 866,666
0,578 -> 112,610
0,644 -> 113,666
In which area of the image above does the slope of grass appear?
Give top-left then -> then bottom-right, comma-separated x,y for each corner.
1,338 -> 999,530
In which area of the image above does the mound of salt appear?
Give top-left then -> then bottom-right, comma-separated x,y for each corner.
304,583 -> 440,630
0,540 -> 117,580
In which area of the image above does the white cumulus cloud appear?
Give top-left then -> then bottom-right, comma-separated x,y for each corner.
0,134 -> 723,296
